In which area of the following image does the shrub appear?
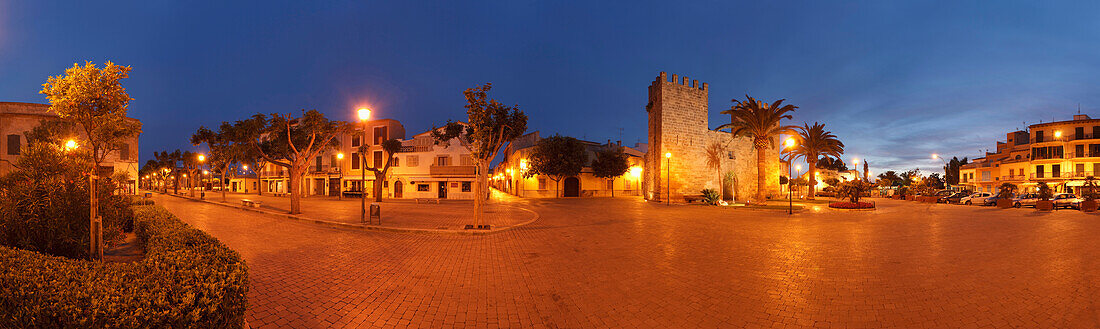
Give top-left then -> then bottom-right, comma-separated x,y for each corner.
1037,182 -> 1053,201
836,180 -> 872,203
828,201 -> 875,209
0,205 -> 248,328
997,183 -> 1017,199
701,188 -> 721,205
1082,177 -> 1097,202
0,143 -> 133,259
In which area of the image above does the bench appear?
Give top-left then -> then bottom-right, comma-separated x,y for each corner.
415,198 -> 441,204
241,199 -> 263,208
683,195 -> 705,203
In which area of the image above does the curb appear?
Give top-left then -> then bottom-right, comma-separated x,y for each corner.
158,192 -> 540,236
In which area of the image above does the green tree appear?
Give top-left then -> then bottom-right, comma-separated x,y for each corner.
944,156 -> 969,186
432,83 -> 527,225
236,111 -> 350,214
525,135 -> 587,197
1037,182 -> 1053,201
591,145 -> 631,197
40,61 -> 142,259
785,122 -> 844,200
716,96 -> 797,203
192,122 -> 250,201
365,139 -> 403,202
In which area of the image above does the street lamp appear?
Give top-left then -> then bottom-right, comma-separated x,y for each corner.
197,154 -> 206,199
665,152 -> 672,205
795,164 -> 802,199
64,139 -> 78,151
932,153 -> 949,191
336,153 -> 344,200
358,108 -> 371,223
786,138 -> 797,214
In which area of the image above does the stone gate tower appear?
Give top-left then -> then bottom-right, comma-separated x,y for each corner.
644,72 -> 780,202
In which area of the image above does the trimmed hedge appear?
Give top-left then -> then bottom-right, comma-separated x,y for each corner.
0,205 -> 248,328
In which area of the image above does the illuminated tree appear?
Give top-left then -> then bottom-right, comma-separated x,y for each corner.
366,139 -> 402,202
432,83 -> 527,226
785,122 -> 844,200
40,61 -> 142,259
591,145 -> 630,197
236,110 -> 350,214
526,135 -> 587,198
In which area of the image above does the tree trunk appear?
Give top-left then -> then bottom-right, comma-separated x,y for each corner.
257,165 -> 263,195
373,171 -> 385,202
807,159 -> 817,200
611,178 -> 615,197
755,145 -> 767,204
223,163 -> 230,201
288,166 -> 301,214
473,160 -> 488,226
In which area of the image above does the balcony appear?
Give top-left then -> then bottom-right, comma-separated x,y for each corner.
1001,175 -> 1026,181
429,165 -> 476,177
1069,151 -> 1100,158
1071,133 -> 1100,141
398,145 -> 434,153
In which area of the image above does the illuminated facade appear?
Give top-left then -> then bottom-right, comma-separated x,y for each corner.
494,131 -> 646,198
0,102 -> 141,194
960,114 -> 1100,194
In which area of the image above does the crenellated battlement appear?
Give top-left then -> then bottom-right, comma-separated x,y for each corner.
653,72 -> 708,91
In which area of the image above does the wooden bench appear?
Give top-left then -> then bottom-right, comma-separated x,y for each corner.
683,195 -> 705,203
415,198 -> 441,204
241,199 -> 263,208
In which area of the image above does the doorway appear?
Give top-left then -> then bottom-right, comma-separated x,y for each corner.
328,178 -> 340,196
563,177 -> 580,197
438,182 -> 447,199
394,180 -> 403,198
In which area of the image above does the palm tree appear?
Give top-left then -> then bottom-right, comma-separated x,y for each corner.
785,122 -> 844,200
716,96 -> 797,204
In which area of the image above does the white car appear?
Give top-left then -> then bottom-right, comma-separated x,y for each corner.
961,192 -> 992,205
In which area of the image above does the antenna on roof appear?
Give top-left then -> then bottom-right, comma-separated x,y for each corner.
1078,103 -> 1081,114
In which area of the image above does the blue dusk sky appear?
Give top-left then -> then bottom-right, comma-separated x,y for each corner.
1,1 -> 1098,175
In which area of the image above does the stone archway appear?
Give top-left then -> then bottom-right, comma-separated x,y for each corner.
394,180 -> 403,198
563,177 -> 580,197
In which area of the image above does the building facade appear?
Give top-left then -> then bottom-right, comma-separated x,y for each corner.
493,131 -> 646,198
250,119 -> 477,200
644,72 -> 780,203
0,102 -> 141,194
960,114 -> 1100,194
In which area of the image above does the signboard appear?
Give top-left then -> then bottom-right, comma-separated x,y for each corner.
451,182 -> 459,188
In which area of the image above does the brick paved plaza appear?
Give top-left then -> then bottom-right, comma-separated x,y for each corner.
154,194 -> 1100,328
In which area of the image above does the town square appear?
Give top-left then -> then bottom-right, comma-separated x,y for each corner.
2,1 -> 1100,328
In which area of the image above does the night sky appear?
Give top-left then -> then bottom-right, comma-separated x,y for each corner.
2,1 -> 1099,174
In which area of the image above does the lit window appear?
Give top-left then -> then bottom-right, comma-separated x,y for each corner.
538,178 -> 547,190
417,184 -> 429,192
462,182 -> 471,192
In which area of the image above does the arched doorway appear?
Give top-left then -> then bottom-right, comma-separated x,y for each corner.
563,177 -> 580,197
394,180 -> 403,198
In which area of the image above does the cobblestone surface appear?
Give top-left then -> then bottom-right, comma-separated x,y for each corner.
153,194 -> 1100,328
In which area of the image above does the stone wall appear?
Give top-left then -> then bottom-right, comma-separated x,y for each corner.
644,72 -> 780,202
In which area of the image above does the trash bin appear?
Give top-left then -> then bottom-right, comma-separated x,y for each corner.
369,203 -> 381,224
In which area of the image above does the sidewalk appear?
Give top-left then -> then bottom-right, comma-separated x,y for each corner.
148,189 -> 538,235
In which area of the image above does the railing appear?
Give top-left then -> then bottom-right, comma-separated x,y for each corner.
429,165 -> 476,177
1031,153 -> 1064,160
1030,173 -> 1064,179
1072,133 -> 1100,141
1069,151 -> 1100,158
1001,175 -> 1026,181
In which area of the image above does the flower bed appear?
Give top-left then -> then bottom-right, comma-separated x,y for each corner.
0,205 -> 248,328
828,201 -> 876,209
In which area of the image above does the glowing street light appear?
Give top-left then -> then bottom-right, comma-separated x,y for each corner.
664,152 -> 672,205
64,139 -> 78,151
357,107 -> 371,223
1055,130 -> 1063,139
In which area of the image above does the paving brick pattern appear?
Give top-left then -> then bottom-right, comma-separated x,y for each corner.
154,195 -> 1100,328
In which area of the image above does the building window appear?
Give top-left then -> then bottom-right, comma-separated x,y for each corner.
436,156 -> 450,166
374,126 -> 388,144
119,143 -> 130,160
460,155 -> 474,166
351,152 -> 360,169
1052,164 -> 1061,177
981,171 -> 990,181
352,134 -> 361,147
1076,163 -> 1085,175
417,184 -> 429,192
1035,130 -> 1044,143
538,178 -> 547,190
1035,165 -> 1044,178
373,151 -> 383,168
462,182 -> 471,192
406,155 -> 419,167
316,156 -> 323,172
383,180 -> 389,188
6,135 -> 20,155
393,157 -> 400,167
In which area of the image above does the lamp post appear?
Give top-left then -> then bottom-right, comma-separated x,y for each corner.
932,153 -> 949,191
336,153 -> 344,200
665,152 -> 672,205
358,108 -> 371,223
519,159 -> 528,197
785,138 -> 796,214
795,164 -> 802,199
197,154 -> 206,199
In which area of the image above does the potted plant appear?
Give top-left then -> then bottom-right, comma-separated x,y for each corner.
1035,182 -> 1054,211
1081,176 -> 1098,212
996,183 -> 1016,208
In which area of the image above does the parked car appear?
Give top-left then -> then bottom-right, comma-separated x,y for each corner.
939,192 -> 968,204
933,190 -> 954,197
1014,193 -> 1039,208
1052,193 -> 1081,209
960,192 -> 992,205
